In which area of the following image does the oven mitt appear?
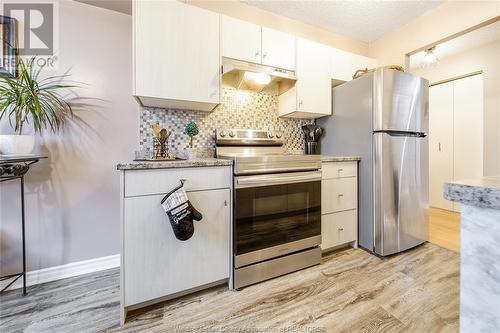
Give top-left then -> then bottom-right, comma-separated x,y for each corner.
161,181 -> 203,241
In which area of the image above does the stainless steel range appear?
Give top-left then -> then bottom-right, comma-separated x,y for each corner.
216,129 -> 322,289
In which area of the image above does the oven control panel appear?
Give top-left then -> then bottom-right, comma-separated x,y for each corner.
216,129 -> 283,146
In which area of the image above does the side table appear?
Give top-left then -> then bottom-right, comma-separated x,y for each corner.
0,155 -> 47,295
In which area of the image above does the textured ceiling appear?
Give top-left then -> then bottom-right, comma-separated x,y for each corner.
244,0 -> 444,43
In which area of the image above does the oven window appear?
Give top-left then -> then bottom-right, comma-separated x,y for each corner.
235,181 -> 321,255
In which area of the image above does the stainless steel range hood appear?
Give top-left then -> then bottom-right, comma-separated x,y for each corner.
221,57 -> 297,95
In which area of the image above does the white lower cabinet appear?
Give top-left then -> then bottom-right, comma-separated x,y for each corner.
120,166 -> 232,324
321,161 -> 358,251
321,210 -> 357,249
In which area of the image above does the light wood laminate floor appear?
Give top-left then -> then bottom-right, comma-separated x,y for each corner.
0,243 -> 459,333
429,207 -> 461,252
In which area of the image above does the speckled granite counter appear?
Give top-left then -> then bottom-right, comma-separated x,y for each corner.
444,177 -> 500,209
117,158 -> 233,170
321,156 -> 361,162
444,177 -> 500,332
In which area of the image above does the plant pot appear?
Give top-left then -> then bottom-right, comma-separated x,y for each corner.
185,148 -> 198,160
0,135 -> 35,155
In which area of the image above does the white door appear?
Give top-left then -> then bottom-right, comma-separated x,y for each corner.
296,38 -> 332,116
453,74 -> 484,212
429,81 -> 454,210
134,1 -> 220,104
261,27 -> 295,70
429,74 -> 484,212
124,189 -> 230,306
221,15 -> 262,64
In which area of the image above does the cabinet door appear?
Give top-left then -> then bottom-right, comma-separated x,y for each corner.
123,189 -> 230,306
296,38 -> 332,116
134,1 -> 220,106
429,82 -> 454,210
331,48 -> 377,82
261,27 -> 295,70
221,15 -> 262,64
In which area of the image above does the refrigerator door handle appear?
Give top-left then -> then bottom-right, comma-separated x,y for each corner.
374,130 -> 427,138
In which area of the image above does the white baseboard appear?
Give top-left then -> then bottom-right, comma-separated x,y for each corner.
1,254 -> 120,291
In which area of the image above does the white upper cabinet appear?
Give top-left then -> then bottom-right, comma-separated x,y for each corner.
134,1 -> 220,111
279,38 -> 331,118
331,48 -> 377,82
221,15 -> 262,64
222,16 -> 295,70
261,27 -> 295,70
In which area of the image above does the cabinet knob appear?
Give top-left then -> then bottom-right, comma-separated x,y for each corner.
338,227 -> 344,231
224,200 -> 228,206
263,52 -> 267,58
255,50 -> 260,57
338,193 -> 344,197
338,168 -> 343,172
299,100 -> 303,106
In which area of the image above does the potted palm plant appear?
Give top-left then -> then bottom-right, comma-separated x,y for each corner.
0,58 -> 77,155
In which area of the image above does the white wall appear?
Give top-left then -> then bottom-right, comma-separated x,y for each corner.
412,40 -> 500,176
0,1 -> 137,274
368,1 -> 500,66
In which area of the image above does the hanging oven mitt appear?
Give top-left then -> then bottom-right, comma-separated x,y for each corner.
161,181 -> 203,241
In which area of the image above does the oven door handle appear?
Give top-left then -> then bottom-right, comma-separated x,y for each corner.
236,171 -> 322,188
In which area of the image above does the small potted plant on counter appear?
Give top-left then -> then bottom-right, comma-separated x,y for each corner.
184,121 -> 199,159
0,58 -> 78,155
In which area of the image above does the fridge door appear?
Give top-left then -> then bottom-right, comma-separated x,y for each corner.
373,68 -> 429,133
373,132 -> 428,256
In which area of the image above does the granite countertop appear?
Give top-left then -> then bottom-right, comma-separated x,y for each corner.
444,176 -> 500,209
117,155 -> 361,171
321,156 -> 361,162
117,158 -> 233,170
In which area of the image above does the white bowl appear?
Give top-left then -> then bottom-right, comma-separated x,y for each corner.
0,135 -> 35,155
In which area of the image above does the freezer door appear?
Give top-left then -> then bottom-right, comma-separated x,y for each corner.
373,132 -> 428,256
373,68 -> 429,133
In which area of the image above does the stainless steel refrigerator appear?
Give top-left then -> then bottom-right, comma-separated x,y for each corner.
318,68 -> 429,256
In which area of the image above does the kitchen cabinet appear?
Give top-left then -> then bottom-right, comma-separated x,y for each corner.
221,16 -> 295,71
119,166 -> 232,324
133,0 -> 220,111
331,48 -> 378,82
321,161 -> 358,251
278,38 -> 332,118
261,27 -> 295,70
221,15 -> 262,65
429,74 -> 483,212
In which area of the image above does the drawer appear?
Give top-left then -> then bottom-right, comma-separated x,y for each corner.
124,166 -> 231,197
322,161 -> 357,179
321,209 -> 357,250
322,177 -> 357,214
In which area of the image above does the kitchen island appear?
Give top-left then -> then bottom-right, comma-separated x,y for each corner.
444,177 -> 500,332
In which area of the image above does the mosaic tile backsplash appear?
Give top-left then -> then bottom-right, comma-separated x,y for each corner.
139,87 -> 311,158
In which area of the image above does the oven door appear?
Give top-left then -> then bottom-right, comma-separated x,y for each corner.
234,171 -> 322,268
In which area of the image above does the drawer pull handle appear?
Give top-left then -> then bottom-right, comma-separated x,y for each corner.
338,168 -> 343,172
224,200 -> 228,206
338,193 -> 344,197
338,227 -> 344,231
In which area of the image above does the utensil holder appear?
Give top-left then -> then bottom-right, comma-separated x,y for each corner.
305,142 -> 319,155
